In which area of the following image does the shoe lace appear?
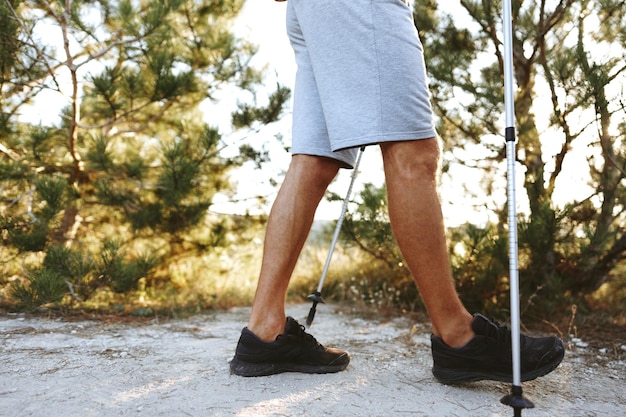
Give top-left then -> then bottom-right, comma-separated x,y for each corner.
486,317 -> 513,347
279,322 -> 325,351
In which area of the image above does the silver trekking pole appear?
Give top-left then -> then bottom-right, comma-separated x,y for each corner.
499,1 -> 534,416
306,146 -> 365,327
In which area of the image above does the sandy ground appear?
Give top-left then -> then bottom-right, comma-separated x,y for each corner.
1,303 -> 624,417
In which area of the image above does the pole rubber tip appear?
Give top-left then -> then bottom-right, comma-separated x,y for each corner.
501,385 -> 534,415
306,303 -> 317,327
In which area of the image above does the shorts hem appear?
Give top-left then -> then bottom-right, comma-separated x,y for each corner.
291,146 -> 359,169
331,128 -> 437,152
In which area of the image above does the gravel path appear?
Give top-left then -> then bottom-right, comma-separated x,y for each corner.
1,304 -> 624,416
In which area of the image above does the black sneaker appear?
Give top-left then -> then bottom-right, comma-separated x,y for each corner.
431,313 -> 565,384
230,317 -> 350,377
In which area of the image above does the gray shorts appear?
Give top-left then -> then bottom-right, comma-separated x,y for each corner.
286,0 -> 436,168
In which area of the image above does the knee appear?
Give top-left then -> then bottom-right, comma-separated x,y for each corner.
381,138 -> 440,180
290,155 -> 341,189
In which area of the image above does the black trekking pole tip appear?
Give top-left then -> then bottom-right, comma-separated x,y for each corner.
501,385 -> 534,416
305,303 -> 317,327
306,292 -> 325,327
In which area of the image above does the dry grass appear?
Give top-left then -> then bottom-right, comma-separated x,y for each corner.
3,219 -> 624,353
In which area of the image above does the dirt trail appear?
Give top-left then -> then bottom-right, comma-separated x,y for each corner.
1,304 -> 624,416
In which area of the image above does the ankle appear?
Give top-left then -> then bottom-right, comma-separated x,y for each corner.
441,328 -> 474,348
248,316 -> 286,342
435,313 -> 474,348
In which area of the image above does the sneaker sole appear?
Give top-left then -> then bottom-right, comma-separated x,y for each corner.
432,349 -> 565,384
230,355 -> 350,377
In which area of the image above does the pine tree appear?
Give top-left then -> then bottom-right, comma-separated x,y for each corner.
413,0 -> 626,315
0,0 -> 289,311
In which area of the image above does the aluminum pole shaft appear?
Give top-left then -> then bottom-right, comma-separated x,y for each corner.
316,147 -> 364,294
502,0 -> 522,390
500,2 -> 535,414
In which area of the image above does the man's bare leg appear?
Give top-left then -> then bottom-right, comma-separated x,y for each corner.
247,155 -> 340,342
380,138 -> 474,348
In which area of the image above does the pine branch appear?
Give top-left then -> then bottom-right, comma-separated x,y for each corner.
64,279 -> 84,302
0,142 -> 19,160
2,0 -> 64,93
